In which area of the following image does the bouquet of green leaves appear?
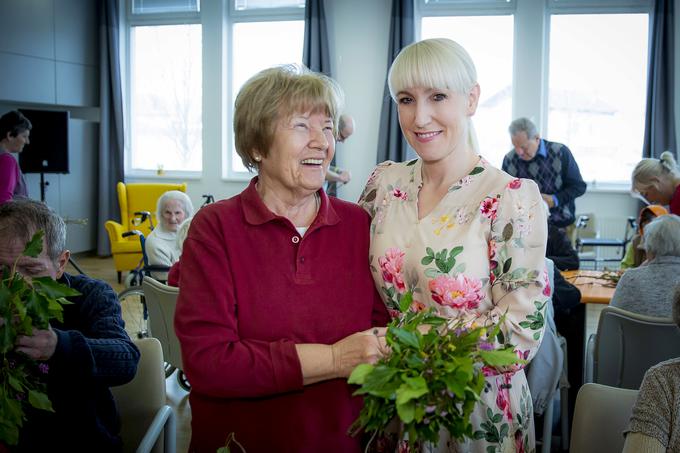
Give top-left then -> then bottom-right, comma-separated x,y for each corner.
0,231 -> 79,446
348,296 -> 522,450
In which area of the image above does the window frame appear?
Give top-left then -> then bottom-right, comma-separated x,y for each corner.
416,0 -> 653,190
222,2 -> 305,180
123,0 -> 203,178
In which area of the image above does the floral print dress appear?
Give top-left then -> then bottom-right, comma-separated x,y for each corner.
359,157 -> 549,453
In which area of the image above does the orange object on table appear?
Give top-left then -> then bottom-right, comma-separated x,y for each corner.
561,270 -> 617,304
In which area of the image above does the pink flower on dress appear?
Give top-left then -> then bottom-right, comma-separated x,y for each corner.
507,178 -> 522,190
515,430 -> 526,453
542,269 -> 551,296
428,274 -> 484,310
496,374 -> 514,421
388,308 -> 401,319
392,188 -> 408,201
378,247 -> 407,293
480,196 -> 499,220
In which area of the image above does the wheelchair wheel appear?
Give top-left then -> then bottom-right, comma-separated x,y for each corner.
177,370 -> 191,391
118,287 -> 148,339
165,363 -> 177,378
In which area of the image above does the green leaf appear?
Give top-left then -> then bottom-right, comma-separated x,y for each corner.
348,363 -> 374,385
0,421 -> 20,447
32,277 -> 80,299
390,327 -> 420,349
8,375 -> 23,392
22,231 -> 44,258
396,380 -> 428,406
28,390 -> 54,412
502,223 -> 513,241
406,159 -> 418,166
421,256 -> 434,265
396,400 -> 416,423
479,348 -> 523,367
449,246 -> 464,260
398,291 -> 413,313
469,166 -> 484,176
502,258 -> 513,274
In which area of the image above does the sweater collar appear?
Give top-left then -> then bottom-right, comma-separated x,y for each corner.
241,176 -> 340,228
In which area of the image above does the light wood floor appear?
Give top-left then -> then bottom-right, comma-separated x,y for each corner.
69,252 -> 191,453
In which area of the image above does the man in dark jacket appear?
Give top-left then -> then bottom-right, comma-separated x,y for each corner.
503,117 -> 587,228
0,199 -> 140,452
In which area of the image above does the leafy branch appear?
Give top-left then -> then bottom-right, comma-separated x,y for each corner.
0,231 -> 79,446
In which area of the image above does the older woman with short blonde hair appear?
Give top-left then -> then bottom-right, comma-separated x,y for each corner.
632,152 -> 680,215
174,65 -> 389,452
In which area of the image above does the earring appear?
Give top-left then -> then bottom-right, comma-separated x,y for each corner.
253,155 -> 262,162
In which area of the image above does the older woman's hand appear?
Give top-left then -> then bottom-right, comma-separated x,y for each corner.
331,327 -> 387,378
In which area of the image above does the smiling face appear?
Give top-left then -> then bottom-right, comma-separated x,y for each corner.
258,110 -> 335,197
160,199 -> 187,232
511,131 -> 540,161
3,129 -> 30,153
396,86 -> 478,164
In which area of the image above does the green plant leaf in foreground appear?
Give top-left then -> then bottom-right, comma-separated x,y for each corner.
348,363 -> 374,385
479,348 -> 525,367
28,390 -> 53,412
21,231 -> 44,258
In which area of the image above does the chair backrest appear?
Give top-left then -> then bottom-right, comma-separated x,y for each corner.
111,337 -> 166,453
117,182 -> 188,236
594,305 -> 680,389
570,383 -> 638,453
142,277 -> 183,370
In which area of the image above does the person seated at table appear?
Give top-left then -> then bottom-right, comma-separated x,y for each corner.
547,222 -> 579,271
620,205 -> 668,270
145,190 -> 194,281
174,64 -> 390,452
623,283 -> 680,452
610,215 -> 680,317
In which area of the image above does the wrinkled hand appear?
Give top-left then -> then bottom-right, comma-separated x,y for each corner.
331,328 -> 387,378
541,193 -> 555,208
16,327 -> 58,361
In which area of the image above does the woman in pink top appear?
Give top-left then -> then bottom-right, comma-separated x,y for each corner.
174,65 -> 390,453
0,110 -> 31,204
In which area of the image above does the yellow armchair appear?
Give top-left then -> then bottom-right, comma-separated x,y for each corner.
105,182 -> 188,282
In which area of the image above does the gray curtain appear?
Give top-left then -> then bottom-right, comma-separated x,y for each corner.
97,0 -> 125,256
302,0 -> 332,76
376,0 -> 414,164
642,0 -> 676,159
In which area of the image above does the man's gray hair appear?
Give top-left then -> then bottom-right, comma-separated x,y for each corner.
509,117 -> 539,139
0,199 -> 66,262
643,214 -> 680,258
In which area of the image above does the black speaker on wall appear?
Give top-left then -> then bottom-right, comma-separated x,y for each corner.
18,108 -> 70,174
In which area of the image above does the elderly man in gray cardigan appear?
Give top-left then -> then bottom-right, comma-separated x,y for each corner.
610,214 -> 680,317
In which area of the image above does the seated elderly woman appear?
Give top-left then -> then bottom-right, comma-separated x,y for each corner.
174,65 -> 390,452
610,214 -> 680,317
144,190 -> 194,280
623,284 -> 680,452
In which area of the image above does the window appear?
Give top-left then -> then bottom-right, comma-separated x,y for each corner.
547,13 -> 648,185
420,15 -> 514,167
225,2 -> 304,177
129,24 -> 203,173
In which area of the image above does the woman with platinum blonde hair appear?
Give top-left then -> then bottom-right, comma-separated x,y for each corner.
144,190 -> 194,280
632,151 -> 680,214
359,38 -> 548,451
611,214 -> 680,317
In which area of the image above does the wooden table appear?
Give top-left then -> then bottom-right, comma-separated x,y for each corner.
561,270 -> 617,304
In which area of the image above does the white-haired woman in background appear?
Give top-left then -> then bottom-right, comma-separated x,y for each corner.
358,38 -> 548,452
611,214 -> 680,317
145,190 -> 194,280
